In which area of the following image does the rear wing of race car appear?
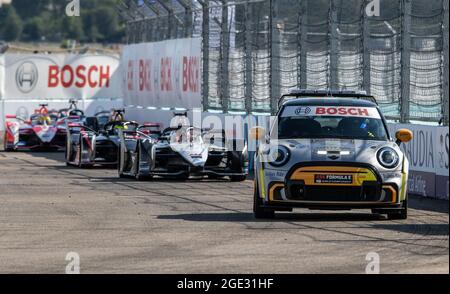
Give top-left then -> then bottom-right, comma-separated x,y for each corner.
119,125 -> 159,143
5,114 -> 18,120
5,115 -> 28,124
67,122 -> 97,134
278,89 -> 378,108
137,123 -> 162,136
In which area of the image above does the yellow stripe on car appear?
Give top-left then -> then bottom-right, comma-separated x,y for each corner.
290,166 -> 377,186
259,168 -> 266,199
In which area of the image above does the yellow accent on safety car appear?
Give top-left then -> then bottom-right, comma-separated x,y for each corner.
290,166 -> 377,186
268,183 -> 284,201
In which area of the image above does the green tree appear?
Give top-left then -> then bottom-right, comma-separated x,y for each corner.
2,0 -> 125,43
94,6 -> 119,42
0,5 -> 23,41
22,17 -> 45,41
62,17 -> 85,40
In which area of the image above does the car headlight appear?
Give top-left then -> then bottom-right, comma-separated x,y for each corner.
268,145 -> 291,167
377,147 -> 400,169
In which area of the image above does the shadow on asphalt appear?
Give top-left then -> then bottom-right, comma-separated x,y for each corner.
370,223 -> 449,236
158,212 -> 387,222
158,212 -> 449,237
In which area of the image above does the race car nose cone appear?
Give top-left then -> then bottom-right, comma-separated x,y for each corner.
33,126 -> 57,143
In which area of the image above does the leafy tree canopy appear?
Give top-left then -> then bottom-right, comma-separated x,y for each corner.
0,0 -> 125,43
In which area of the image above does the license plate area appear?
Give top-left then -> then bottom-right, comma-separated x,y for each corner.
314,174 -> 353,184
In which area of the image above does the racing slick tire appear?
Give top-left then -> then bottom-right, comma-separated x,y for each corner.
208,175 -> 225,180
253,184 -> 275,219
65,138 -> 72,166
65,149 -> 71,166
3,133 -> 14,152
77,137 -> 93,169
231,175 -> 247,182
178,173 -> 190,181
134,146 -> 152,181
229,151 -> 247,182
117,148 -> 127,178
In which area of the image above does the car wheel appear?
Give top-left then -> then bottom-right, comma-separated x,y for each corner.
178,173 -> 190,181
253,183 -> 275,219
231,175 -> 247,182
64,142 -> 71,166
77,137 -> 93,168
3,133 -> 14,152
117,147 -> 127,178
387,199 -> 408,220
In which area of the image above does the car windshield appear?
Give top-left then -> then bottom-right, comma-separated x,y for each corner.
277,105 -> 388,141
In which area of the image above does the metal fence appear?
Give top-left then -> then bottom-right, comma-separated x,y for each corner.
119,0 -> 449,124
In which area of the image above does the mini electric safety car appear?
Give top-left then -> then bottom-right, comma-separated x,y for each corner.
118,115 -> 248,181
252,90 -> 413,220
3,104 -> 67,151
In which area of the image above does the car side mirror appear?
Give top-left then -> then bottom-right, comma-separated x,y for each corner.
395,129 -> 413,145
250,126 -> 266,141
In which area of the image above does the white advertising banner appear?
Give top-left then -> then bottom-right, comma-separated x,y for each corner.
389,124 -> 437,174
0,54 -> 4,100
435,127 -> 449,199
389,123 -> 449,200
435,127 -> 449,177
122,38 -> 201,109
3,53 -> 122,100
0,53 -> 123,132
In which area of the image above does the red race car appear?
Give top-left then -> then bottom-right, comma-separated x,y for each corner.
3,104 -> 67,151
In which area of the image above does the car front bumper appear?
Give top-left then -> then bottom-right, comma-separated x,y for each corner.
260,162 -> 404,210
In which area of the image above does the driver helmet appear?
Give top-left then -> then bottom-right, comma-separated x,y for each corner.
114,122 -> 128,130
38,115 -> 52,125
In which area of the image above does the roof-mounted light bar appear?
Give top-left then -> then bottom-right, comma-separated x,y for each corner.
279,89 -> 378,107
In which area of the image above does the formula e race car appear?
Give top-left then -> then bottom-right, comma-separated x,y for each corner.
118,121 -> 249,181
252,89 -> 413,220
3,104 -> 67,151
55,99 -> 84,121
65,109 -> 135,168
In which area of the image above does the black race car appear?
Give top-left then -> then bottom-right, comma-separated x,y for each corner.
65,110 -> 138,168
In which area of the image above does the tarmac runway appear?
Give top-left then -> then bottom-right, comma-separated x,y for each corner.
0,151 -> 448,273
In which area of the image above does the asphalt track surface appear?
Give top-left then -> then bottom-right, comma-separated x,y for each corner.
0,151 -> 448,274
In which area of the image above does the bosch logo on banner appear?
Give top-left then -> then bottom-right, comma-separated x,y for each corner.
127,60 -> 134,91
48,65 -> 111,88
139,59 -> 152,92
182,56 -> 199,93
160,57 -> 173,92
316,107 -> 370,116
16,61 -> 39,93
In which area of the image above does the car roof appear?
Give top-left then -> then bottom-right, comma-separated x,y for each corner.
282,97 -> 378,108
